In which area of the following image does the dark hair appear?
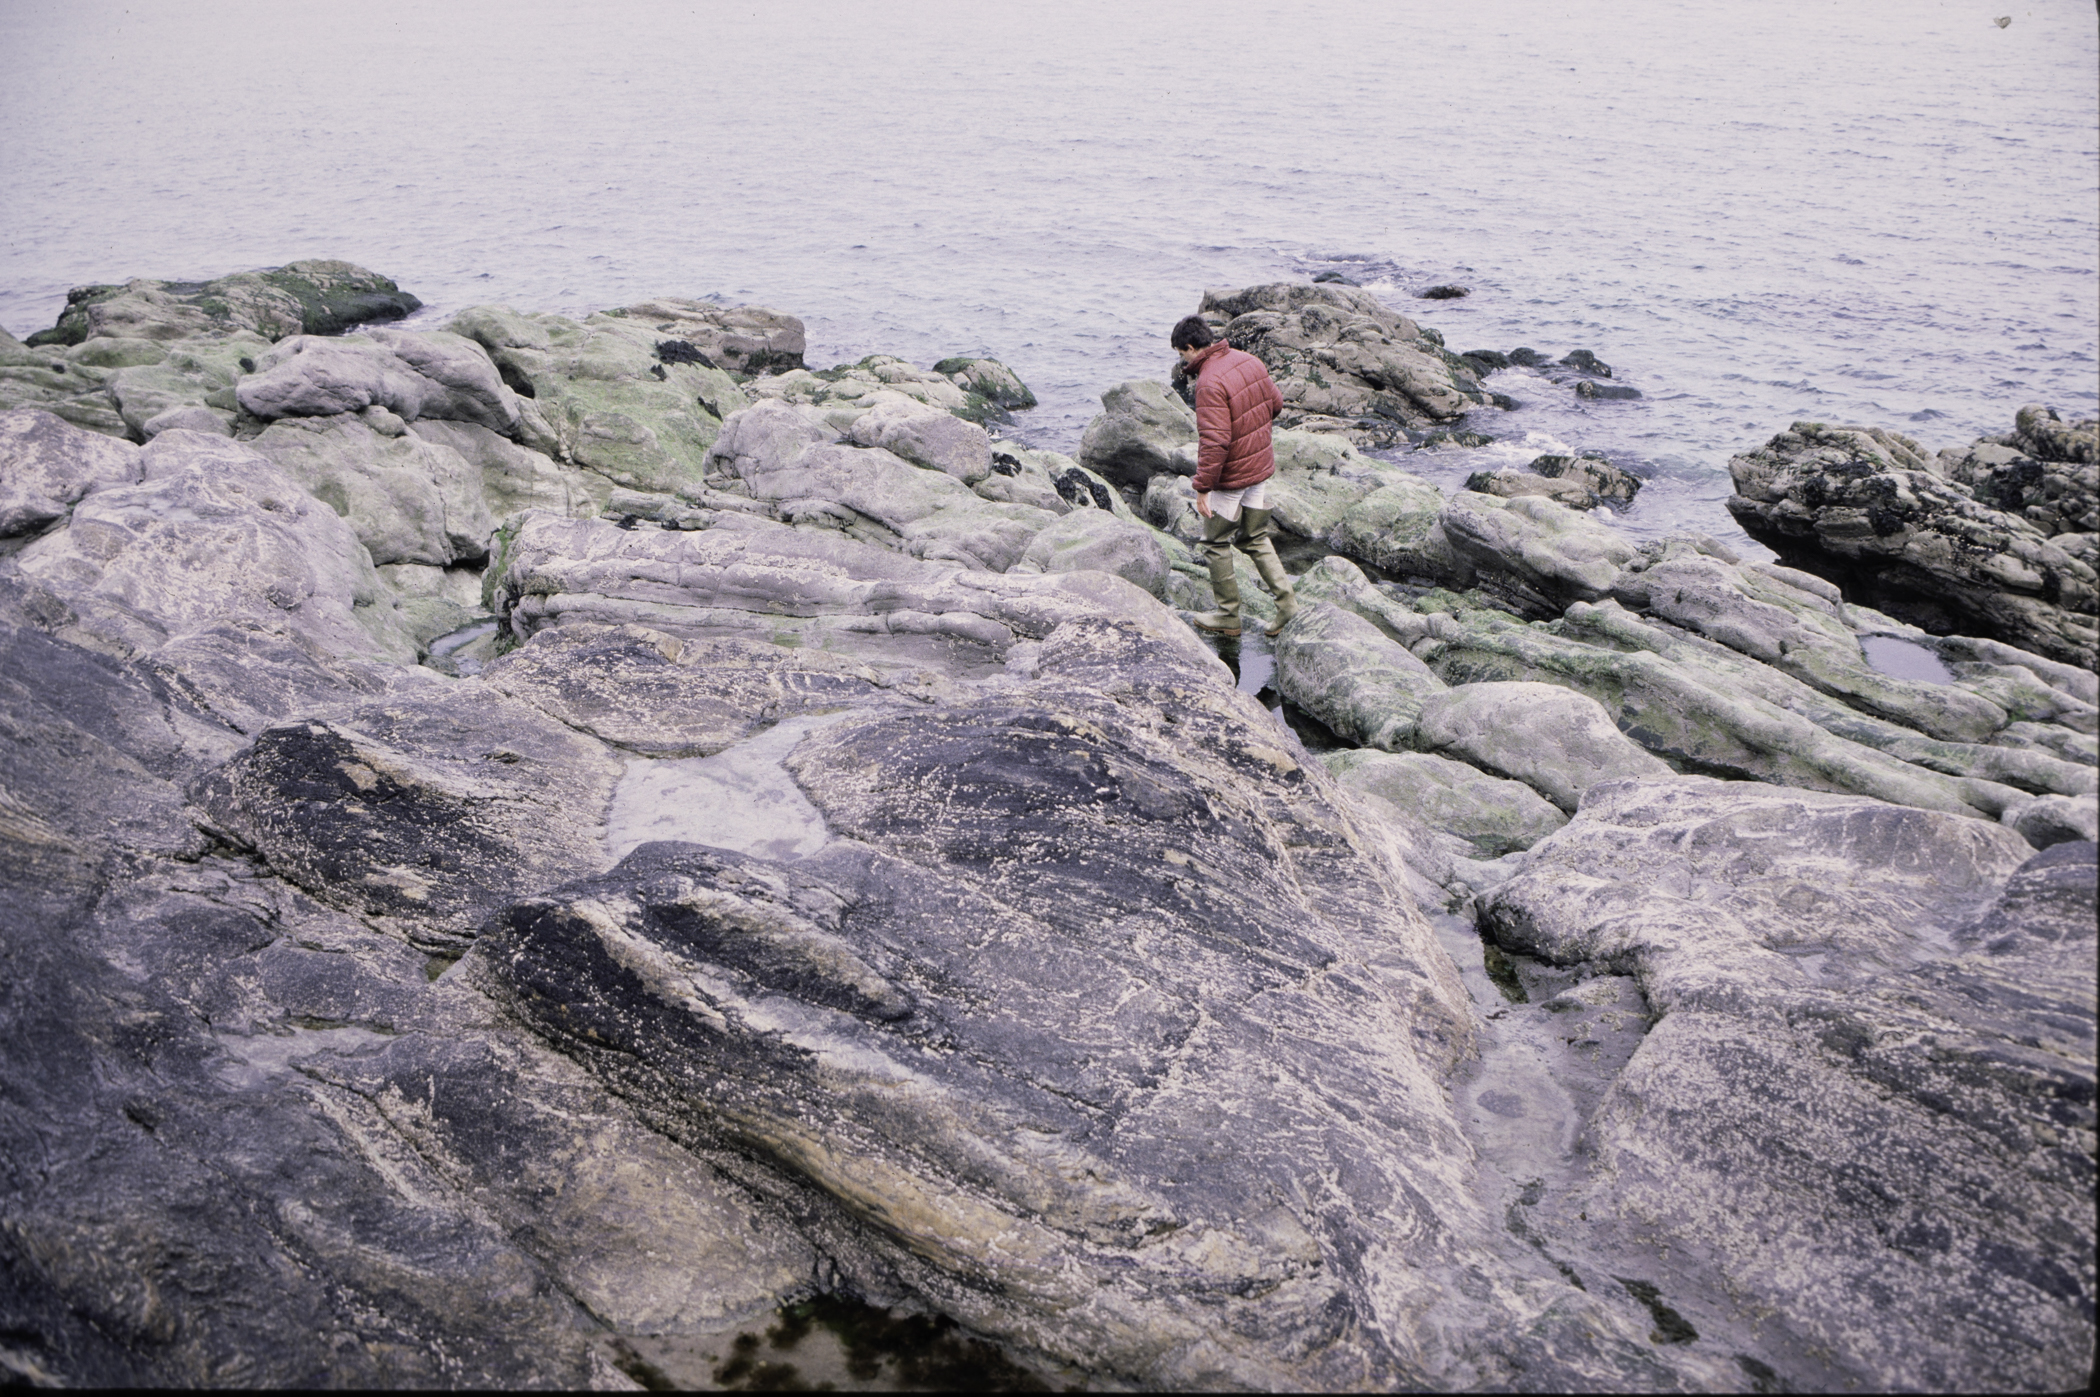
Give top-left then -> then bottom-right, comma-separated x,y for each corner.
1170,315 -> 1215,351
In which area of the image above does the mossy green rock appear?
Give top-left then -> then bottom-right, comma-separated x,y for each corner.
448,307 -> 749,494
1326,748 -> 1566,856
24,260 -> 420,347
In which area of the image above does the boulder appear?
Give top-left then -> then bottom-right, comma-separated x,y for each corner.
1479,780 -> 2089,1393
844,393 -> 993,483
1076,379 -> 1196,487
1727,417 -> 2097,667
0,626 -> 807,1385
238,329 -> 524,436
974,445 -> 1074,513
707,419 -> 1055,572
1013,509 -> 1172,599
447,305 -> 752,493
933,355 -> 1037,415
1325,748 -> 1567,856
1413,681 -> 1673,813
479,615 -> 1709,1391
0,407 -> 142,537
1194,282 -> 1482,446
106,335 -> 268,438
2000,792 -> 2099,849
8,430 -> 409,664
1439,490 -> 1637,614
23,260 -> 420,348
612,297 -> 807,375
249,415 -> 495,567
0,347 -> 134,439
1936,404 -> 2098,539
743,355 -> 975,433
405,418 -> 605,523
1270,601 -> 1448,751
1619,546 -> 2013,745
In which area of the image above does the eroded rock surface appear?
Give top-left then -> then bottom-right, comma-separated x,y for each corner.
1,270 -> 2092,1393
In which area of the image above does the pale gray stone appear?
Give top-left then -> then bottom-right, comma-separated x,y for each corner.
0,407 -> 142,536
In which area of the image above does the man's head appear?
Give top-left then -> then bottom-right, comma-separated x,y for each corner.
1170,315 -> 1215,364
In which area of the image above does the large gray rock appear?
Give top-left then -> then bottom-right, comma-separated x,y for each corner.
1480,780 -> 2091,1393
844,393 -> 993,483
1938,403 -> 2097,538
237,329 -> 524,437
704,401 -> 1056,571
1326,748 -> 1567,856
1014,508 -> 1172,599
8,429 -> 409,663
1076,379 -> 1197,488
1439,490 -> 1637,615
249,414 -> 496,567
1728,417 -> 2097,668
480,615 -> 1715,1391
0,407 -> 141,537
0,619 -> 808,1386
1619,546 -> 2013,744
447,305 -> 751,493
1414,681 -> 1674,813
106,336 -> 265,439
1270,601 -> 1448,750
614,296 -> 808,375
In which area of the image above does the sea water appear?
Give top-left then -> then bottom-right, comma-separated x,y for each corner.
3,0 -> 2093,553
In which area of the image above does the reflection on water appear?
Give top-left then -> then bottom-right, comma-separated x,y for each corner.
1859,634 -> 1956,685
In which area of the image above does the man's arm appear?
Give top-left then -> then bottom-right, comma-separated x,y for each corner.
1193,373 -> 1230,494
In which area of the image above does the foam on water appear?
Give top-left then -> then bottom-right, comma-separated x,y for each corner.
2,0 -> 2092,553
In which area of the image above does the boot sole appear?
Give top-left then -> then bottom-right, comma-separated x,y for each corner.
1191,620 -> 1243,636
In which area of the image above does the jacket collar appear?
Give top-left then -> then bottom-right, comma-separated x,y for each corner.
1188,340 -> 1230,372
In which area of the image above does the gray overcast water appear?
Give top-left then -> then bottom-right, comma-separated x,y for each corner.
3,0 -> 2094,549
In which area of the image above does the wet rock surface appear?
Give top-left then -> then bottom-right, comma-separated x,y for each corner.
0,266 -> 2091,1391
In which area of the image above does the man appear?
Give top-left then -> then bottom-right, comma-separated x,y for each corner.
1172,314 -> 1299,638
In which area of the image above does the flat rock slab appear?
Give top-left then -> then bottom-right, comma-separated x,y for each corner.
1480,778 -> 2091,1392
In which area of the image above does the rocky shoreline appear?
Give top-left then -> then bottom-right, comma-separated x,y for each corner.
0,262 -> 2092,1391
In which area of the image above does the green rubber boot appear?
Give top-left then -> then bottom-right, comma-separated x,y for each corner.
1193,511 -> 1243,636
1238,508 -> 1300,636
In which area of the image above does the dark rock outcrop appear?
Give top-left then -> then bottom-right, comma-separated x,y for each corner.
22,259 -> 421,348
1727,415 -> 2097,667
1192,282 -> 1484,445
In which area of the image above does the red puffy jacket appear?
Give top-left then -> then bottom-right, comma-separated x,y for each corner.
1188,341 -> 1285,493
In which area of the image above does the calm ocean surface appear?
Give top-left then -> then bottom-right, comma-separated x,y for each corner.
3,0 -> 2094,553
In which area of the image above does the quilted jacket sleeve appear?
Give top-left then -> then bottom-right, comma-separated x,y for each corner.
1193,372 -> 1232,492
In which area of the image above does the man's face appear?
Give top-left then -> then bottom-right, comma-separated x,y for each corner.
1176,344 -> 1203,367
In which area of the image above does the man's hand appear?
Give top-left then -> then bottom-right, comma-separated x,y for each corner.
1194,491 -> 1212,519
